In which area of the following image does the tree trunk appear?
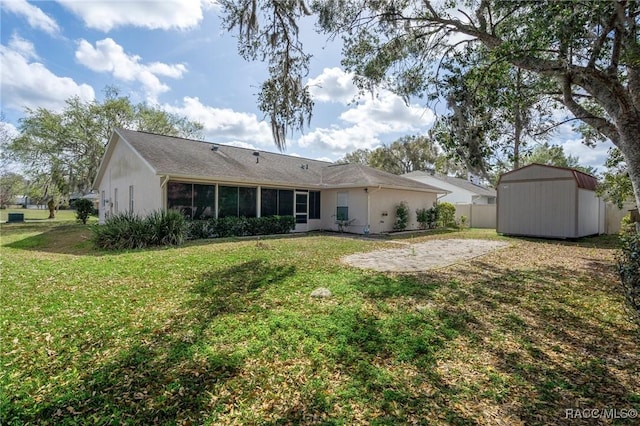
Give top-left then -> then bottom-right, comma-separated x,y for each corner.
513,70 -> 523,169
618,117 -> 640,210
47,200 -> 55,219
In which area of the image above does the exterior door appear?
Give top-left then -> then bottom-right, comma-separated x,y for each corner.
294,191 -> 308,232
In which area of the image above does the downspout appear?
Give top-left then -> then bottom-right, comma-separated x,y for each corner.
161,175 -> 170,211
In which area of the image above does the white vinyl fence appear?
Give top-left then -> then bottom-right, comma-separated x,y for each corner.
454,204 -> 496,229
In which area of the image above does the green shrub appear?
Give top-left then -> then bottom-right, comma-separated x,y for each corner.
416,208 -> 429,230
95,213 -> 297,249
417,207 -> 439,229
92,210 -> 187,250
394,202 -> 409,231
620,213 -> 636,235
146,210 -> 187,245
458,215 -> 468,230
186,215 -> 295,240
618,228 -> 640,325
187,220 -> 214,240
92,212 -> 151,250
74,198 -> 95,224
436,202 -> 456,228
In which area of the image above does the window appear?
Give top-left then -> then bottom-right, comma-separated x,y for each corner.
278,190 -> 293,216
167,182 -> 215,219
114,188 -> 118,214
336,191 -> 348,221
261,189 -> 278,216
167,182 -> 194,218
309,191 -> 321,219
129,185 -> 134,213
218,186 -> 238,217
193,184 -> 215,219
239,187 -> 257,217
218,186 -> 257,218
260,188 -> 294,217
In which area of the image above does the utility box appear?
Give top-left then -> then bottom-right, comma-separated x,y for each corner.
7,213 -> 25,223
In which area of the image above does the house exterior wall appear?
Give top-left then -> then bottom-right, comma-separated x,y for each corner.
472,195 -> 496,205
498,179 -> 577,238
318,188 -> 437,234
97,139 -> 161,223
368,189 -> 437,234
320,188 -> 369,233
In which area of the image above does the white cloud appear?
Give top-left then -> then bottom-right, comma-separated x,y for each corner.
162,97 -> 273,145
224,141 -> 259,150
1,36 -> 95,112
7,33 -> 38,59
1,0 -> 59,34
298,124 -> 381,152
307,67 -> 359,104
560,138 -> 614,172
299,89 -> 434,154
340,93 -> 435,132
75,38 -> 186,100
57,0 -> 210,31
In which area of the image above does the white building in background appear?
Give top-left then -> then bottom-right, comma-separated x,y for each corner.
403,171 -> 497,205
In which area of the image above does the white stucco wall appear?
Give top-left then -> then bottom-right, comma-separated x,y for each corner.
320,188 -> 369,233
319,188 -> 436,234
97,138 -> 161,223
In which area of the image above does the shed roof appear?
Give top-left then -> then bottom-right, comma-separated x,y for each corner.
498,163 -> 598,191
96,129 -> 447,193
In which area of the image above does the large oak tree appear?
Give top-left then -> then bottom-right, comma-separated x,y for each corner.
222,0 -> 640,208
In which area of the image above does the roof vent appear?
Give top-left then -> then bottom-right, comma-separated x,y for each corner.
301,163 -> 308,170
253,151 -> 260,163
211,145 -> 219,151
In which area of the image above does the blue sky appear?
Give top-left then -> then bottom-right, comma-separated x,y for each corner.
0,0 -> 613,170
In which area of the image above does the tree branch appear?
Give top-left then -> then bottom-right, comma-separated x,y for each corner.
562,74 -> 620,144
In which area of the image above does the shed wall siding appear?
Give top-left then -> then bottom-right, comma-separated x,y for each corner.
498,180 -> 576,238
577,189 -> 605,236
500,165 -> 573,182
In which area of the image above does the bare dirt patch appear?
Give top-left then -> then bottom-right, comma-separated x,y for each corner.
342,238 -> 510,272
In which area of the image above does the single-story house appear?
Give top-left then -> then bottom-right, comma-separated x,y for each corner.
93,129 -> 448,234
403,171 -> 496,204
497,163 -> 605,238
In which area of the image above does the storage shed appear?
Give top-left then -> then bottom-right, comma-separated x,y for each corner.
497,164 -> 605,238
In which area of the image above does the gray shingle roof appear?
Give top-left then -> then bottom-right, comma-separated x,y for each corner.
113,129 -> 445,193
404,171 -> 496,197
322,164 -> 445,192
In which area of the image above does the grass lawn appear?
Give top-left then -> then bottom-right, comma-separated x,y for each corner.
1,222 -> 638,425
